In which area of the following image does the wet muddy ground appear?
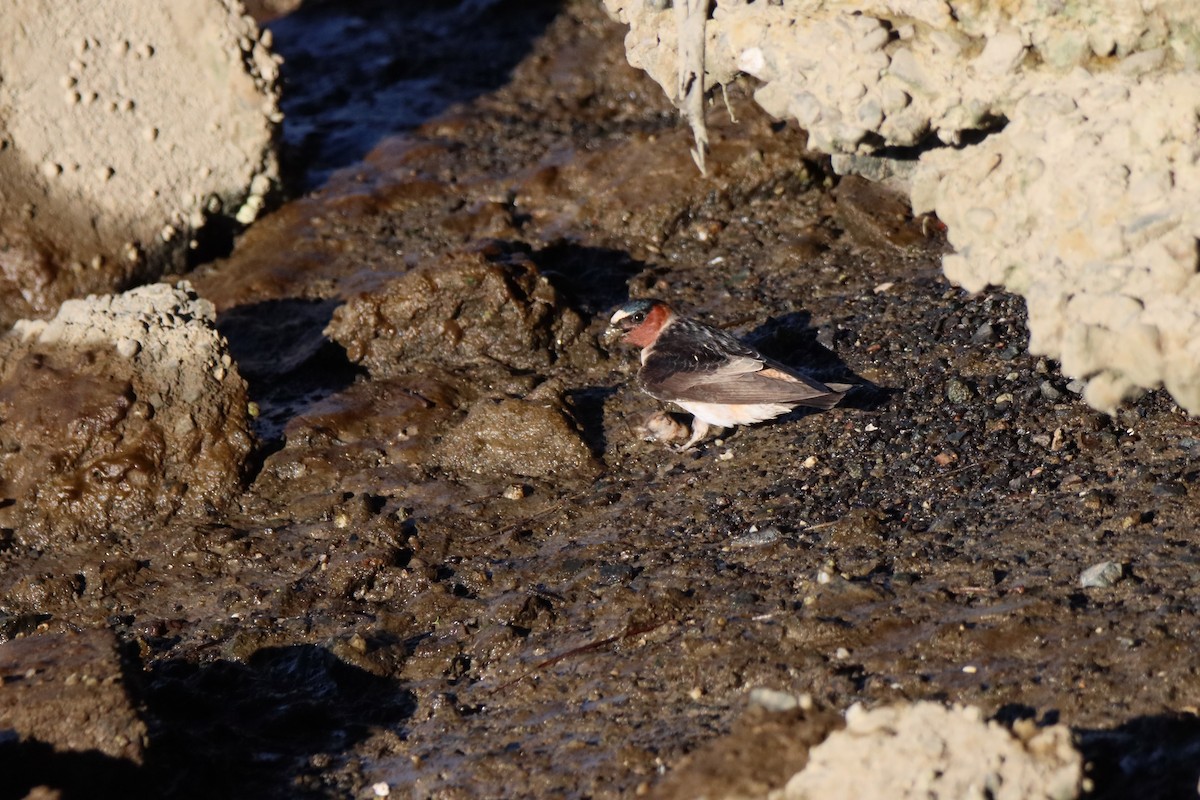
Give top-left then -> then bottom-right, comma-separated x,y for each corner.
4,1 -> 1200,798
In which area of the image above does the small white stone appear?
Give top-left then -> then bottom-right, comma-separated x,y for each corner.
738,47 -> 765,75
856,98 -> 883,129
842,81 -> 867,101
881,85 -> 910,113
976,30 -> 1026,75
965,207 -> 997,233
856,25 -> 890,53
115,337 -> 140,358
791,91 -> 823,127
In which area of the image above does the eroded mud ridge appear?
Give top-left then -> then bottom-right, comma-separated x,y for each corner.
3,2 -> 1200,798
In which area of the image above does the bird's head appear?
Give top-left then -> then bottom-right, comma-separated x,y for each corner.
604,298 -> 673,349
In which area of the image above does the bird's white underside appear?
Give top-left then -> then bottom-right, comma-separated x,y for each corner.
675,400 -> 794,427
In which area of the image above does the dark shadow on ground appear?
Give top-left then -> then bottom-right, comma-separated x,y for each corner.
0,644 -> 415,800
749,311 -> 892,411
269,0 -> 565,190
1078,714 -> 1200,800
139,644 -> 416,799
530,242 -> 644,316
217,299 -> 363,450
565,385 -> 616,459
0,736 -> 144,800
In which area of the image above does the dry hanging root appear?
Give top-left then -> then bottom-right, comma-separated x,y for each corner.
675,0 -> 710,174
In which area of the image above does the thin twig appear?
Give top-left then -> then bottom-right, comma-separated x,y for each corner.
464,488 -> 591,543
489,619 -> 675,695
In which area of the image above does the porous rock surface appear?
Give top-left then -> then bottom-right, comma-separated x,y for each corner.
435,397 -> 600,480
0,0 -> 280,327
325,246 -> 588,380
0,283 -> 253,546
783,702 -> 1082,800
325,246 -> 597,480
602,0 -> 1200,414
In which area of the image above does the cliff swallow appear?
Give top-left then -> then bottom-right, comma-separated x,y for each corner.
606,299 -> 848,450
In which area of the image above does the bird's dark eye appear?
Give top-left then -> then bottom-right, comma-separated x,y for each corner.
632,312 -> 645,323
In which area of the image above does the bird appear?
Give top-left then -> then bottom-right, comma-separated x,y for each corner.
605,298 -> 849,450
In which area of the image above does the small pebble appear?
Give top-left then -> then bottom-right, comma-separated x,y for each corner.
1152,482 -> 1187,497
1040,381 -> 1063,402
502,484 -> 527,500
945,377 -> 975,405
748,687 -> 799,712
114,337 -> 140,358
1080,561 -> 1124,588
971,322 -> 996,344
729,525 -> 781,549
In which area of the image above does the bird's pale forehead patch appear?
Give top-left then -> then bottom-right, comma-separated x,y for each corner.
609,308 -> 631,325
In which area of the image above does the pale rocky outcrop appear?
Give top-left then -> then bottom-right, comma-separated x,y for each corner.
0,0 -> 280,327
602,0 -> 1200,413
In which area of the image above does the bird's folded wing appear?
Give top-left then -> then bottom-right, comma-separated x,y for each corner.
647,356 -> 844,407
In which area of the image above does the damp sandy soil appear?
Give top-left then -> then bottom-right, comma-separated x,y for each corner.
4,2 -> 1200,798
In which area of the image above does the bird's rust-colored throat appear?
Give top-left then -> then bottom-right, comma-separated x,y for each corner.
625,303 -> 671,348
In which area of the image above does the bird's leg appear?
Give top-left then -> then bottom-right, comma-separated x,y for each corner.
675,418 -> 711,452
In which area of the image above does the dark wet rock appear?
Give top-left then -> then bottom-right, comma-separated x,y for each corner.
325,246 -> 587,381
0,283 -> 253,547
1040,380 -> 1064,402
971,322 -> 997,344
831,175 -> 938,253
1152,481 -> 1187,497
0,628 -> 147,762
1080,561 -> 1125,588
434,396 -> 599,479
